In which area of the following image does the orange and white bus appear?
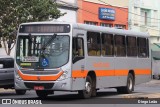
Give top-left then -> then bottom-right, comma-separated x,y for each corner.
14,21 -> 151,98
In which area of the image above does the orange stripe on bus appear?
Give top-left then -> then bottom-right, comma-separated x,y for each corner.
72,70 -> 88,78
95,70 -> 114,76
72,69 -> 151,78
18,70 -> 63,81
114,70 -> 129,76
135,69 -> 151,75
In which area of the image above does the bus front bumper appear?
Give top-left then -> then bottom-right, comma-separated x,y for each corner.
15,77 -> 72,91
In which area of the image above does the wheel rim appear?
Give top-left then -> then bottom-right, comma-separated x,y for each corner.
128,78 -> 133,90
85,81 -> 91,93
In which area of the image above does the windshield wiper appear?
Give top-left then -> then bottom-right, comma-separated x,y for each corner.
41,33 -> 57,50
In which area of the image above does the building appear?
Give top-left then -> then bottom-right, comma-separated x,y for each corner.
56,0 -> 78,22
78,0 -> 129,29
128,0 -> 160,44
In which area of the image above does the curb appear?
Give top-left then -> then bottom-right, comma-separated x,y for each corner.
123,93 -> 160,98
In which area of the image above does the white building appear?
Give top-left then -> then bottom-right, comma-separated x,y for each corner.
56,0 -> 78,22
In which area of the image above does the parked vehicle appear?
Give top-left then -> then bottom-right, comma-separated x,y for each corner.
0,56 -> 26,95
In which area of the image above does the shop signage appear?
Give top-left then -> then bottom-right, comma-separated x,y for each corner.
99,7 -> 115,20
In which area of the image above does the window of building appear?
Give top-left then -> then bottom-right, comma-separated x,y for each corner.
87,32 -> 101,56
100,23 -> 112,27
137,37 -> 148,57
114,24 -> 126,29
141,9 -> 150,26
115,35 -> 126,56
126,36 -> 137,57
101,33 -> 114,56
153,10 -> 158,27
84,21 -> 98,25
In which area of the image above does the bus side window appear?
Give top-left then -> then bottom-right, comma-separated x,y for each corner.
137,37 -> 147,58
87,32 -> 101,56
101,33 -> 114,56
115,35 -> 126,57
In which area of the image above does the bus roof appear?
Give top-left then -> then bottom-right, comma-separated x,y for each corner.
20,21 -> 149,38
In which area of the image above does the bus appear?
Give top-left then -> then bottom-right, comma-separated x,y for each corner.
14,21 -> 151,98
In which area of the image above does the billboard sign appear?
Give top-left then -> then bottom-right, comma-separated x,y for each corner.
99,7 -> 115,20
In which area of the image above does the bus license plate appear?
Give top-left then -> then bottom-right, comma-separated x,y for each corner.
34,86 -> 44,90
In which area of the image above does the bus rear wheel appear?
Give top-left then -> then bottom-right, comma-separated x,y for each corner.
78,76 -> 93,98
117,73 -> 134,94
36,90 -> 53,98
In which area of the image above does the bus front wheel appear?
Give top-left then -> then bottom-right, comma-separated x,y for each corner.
15,90 -> 26,95
78,76 -> 93,98
36,90 -> 53,98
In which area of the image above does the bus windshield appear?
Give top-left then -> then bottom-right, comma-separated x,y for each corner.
16,35 -> 70,69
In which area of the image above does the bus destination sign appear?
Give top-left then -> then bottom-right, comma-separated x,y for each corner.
19,24 -> 70,33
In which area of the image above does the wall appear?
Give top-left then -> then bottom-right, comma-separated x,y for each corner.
128,0 -> 160,44
57,8 -> 77,22
84,0 -> 129,8
56,0 -> 78,22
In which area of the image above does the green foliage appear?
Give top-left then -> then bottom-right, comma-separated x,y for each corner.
0,0 -> 65,55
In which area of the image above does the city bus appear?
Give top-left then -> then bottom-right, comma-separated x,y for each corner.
14,21 -> 151,98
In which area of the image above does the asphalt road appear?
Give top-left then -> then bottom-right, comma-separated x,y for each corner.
0,80 -> 160,106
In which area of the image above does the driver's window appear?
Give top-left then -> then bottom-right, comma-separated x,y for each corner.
73,37 -> 84,57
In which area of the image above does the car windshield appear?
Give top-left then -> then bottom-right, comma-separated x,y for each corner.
16,35 -> 70,69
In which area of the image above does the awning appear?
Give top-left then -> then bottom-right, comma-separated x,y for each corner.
153,57 -> 160,60
151,43 -> 160,60
151,43 -> 160,51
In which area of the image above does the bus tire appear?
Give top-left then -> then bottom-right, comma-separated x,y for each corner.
117,73 -> 134,94
15,90 -> 26,95
91,78 -> 97,97
36,90 -> 53,98
78,76 -> 93,98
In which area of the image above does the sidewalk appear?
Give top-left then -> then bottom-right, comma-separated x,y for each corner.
0,89 -> 14,93
123,93 -> 160,98
122,80 -> 160,98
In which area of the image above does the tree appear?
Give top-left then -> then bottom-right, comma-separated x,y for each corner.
0,0 -> 65,55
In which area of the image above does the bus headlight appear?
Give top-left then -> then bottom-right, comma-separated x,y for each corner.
57,71 -> 68,81
15,72 -> 22,81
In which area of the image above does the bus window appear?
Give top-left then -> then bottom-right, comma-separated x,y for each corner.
87,32 -> 101,56
115,35 -> 126,57
101,33 -> 114,56
147,39 -> 149,57
126,36 -> 137,57
73,37 -> 84,57
138,37 -> 147,57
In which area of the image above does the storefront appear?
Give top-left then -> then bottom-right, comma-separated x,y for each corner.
78,0 -> 128,29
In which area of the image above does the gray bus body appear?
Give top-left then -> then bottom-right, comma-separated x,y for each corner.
14,21 -> 151,98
